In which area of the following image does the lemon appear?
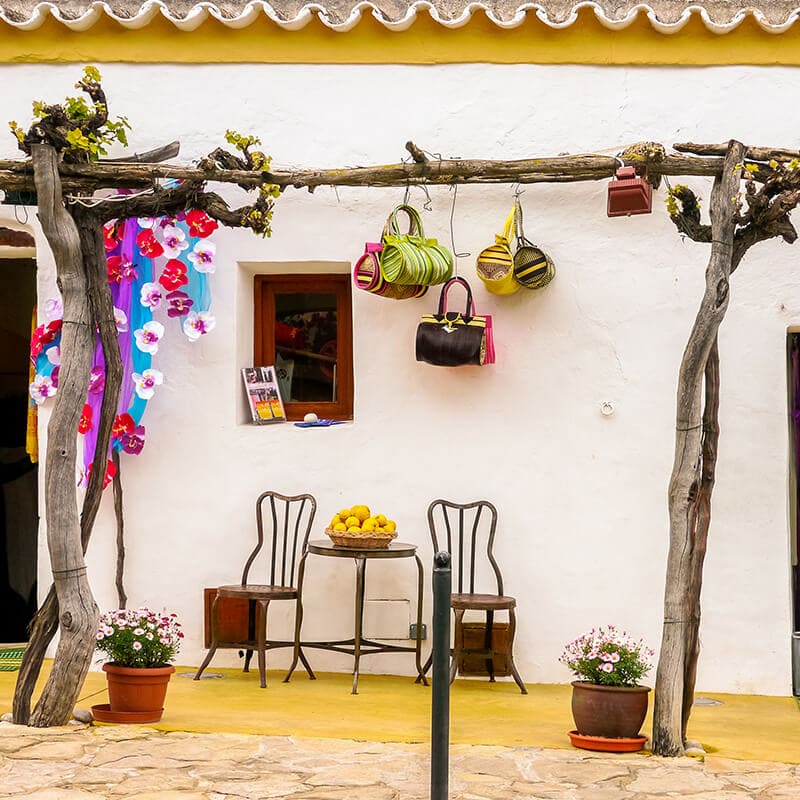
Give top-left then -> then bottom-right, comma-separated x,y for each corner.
333,522 -> 347,532
384,520 -> 396,533
345,515 -> 360,528
330,516 -> 341,528
338,508 -> 351,520
361,519 -> 377,532
352,505 -> 371,522
375,514 -> 387,526
347,525 -> 362,533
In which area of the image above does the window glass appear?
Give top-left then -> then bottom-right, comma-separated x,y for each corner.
274,292 -> 338,403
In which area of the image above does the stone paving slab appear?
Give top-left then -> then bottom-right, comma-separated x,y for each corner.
0,721 -> 798,800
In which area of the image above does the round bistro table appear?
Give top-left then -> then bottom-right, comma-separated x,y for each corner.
284,540 -> 427,694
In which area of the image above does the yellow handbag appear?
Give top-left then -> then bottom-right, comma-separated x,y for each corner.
475,207 -> 521,296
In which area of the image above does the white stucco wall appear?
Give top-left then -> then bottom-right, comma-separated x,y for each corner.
5,63 -> 798,695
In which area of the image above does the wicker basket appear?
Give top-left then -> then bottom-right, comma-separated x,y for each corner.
0,643 -> 26,672
325,528 -> 398,549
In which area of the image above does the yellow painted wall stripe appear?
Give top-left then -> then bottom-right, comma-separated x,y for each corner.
1,10 -> 800,65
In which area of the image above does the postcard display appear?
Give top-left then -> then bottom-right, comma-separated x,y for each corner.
242,366 -> 286,424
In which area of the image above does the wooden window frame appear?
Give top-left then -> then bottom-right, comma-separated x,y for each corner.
254,273 -> 353,421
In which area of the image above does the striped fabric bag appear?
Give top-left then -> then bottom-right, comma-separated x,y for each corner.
0,643 -> 25,672
353,242 -> 428,300
513,202 -> 555,290
475,206 -> 520,295
379,205 -> 454,286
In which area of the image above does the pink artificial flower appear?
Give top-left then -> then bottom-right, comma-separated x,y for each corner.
140,282 -> 163,309
44,297 -> 63,321
188,240 -> 216,273
29,374 -> 55,405
107,255 -> 137,284
134,321 -> 165,355
132,369 -> 163,400
114,307 -> 129,333
161,225 -> 188,258
183,311 -> 216,341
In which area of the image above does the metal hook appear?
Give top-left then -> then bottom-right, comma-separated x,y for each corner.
448,183 -> 470,276
421,184 -> 433,212
512,182 -> 525,199
403,181 -> 411,206
614,155 -> 625,170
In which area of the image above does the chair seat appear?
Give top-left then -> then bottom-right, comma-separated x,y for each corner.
451,593 -> 516,611
216,584 -> 297,600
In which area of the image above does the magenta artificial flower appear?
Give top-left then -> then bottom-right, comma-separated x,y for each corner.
88,366 -> 105,395
166,290 -> 193,318
120,425 -> 146,455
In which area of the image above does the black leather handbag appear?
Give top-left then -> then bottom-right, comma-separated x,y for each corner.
415,277 -> 495,367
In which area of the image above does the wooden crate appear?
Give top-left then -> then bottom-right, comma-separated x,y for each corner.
456,621 -> 512,677
203,588 -> 251,648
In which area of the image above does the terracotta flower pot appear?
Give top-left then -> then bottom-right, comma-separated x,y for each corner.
570,680 -> 650,739
102,663 -> 175,719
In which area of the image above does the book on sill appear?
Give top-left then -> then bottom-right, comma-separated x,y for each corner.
242,366 -> 286,424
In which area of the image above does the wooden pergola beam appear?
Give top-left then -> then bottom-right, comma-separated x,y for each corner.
0,139 -> 794,200
0,150 -> 725,195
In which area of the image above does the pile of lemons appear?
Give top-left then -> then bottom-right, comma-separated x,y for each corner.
329,505 -> 397,534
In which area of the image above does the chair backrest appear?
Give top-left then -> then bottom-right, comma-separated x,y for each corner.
427,499 -> 503,596
241,491 -> 317,588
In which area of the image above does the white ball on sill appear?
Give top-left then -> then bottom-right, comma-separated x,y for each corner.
304,413 -> 319,424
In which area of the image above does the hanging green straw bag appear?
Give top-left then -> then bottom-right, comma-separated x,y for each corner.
475,206 -> 521,296
513,202 -> 555,290
379,204 -> 454,286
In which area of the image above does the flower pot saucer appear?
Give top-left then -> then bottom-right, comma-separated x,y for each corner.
568,730 -> 648,753
90,703 -> 164,724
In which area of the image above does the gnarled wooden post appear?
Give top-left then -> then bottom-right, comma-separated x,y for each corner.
653,140 -> 745,756
27,144 -> 99,727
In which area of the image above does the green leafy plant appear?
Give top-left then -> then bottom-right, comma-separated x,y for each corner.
9,65 -> 130,161
96,608 -> 183,668
559,625 -> 654,687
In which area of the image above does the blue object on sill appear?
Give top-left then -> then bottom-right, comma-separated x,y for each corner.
293,420 -> 346,428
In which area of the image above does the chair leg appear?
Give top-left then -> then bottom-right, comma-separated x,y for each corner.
416,651 -> 433,683
194,593 -> 221,680
255,599 -> 269,688
507,607 -> 527,695
485,610 -> 496,683
243,650 -> 253,673
450,609 -> 465,685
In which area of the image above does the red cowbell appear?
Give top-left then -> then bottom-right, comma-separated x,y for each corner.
607,166 -> 652,217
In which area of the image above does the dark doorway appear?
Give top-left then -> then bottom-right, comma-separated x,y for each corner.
0,257 -> 38,643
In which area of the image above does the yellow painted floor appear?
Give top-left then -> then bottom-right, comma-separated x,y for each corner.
1,665 -> 798,764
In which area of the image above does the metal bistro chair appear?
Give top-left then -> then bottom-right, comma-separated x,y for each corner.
195,491 -> 317,688
421,499 -> 527,694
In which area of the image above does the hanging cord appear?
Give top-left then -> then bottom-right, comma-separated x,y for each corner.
14,202 -> 28,225
65,187 -> 156,207
448,183 -> 470,277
